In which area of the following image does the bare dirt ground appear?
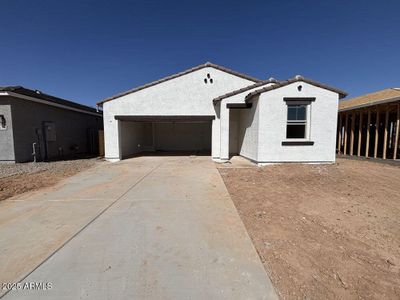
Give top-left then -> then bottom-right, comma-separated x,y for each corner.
0,159 -> 99,201
218,158 -> 400,300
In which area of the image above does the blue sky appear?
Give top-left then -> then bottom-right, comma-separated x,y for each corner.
1,0 -> 399,107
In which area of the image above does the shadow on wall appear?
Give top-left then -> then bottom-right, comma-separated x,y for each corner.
229,98 -> 257,158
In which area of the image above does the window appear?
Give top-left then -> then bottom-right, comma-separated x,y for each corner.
286,104 -> 307,139
0,115 -> 6,130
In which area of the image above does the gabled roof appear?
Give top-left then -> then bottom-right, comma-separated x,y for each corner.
97,62 -> 262,105
213,78 -> 280,103
245,76 -> 347,101
339,88 -> 400,111
0,86 -> 101,115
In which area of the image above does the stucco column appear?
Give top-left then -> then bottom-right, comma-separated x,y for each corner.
104,117 -> 122,162
219,104 -> 230,161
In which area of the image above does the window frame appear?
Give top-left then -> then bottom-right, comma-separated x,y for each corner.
282,97 -> 315,145
286,104 -> 307,139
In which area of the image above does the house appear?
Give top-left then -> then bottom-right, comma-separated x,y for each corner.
97,62 -> 346,165
0,86 -> 103,163
337,88 -> 400,160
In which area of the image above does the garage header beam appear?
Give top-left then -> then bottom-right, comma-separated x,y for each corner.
114,115 -> 215,122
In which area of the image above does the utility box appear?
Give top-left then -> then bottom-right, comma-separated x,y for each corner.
44,122 -> 56,142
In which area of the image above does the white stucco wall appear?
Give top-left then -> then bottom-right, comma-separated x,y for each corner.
103,67 -> 254,160
238,99 -> 260,161
256,81 -> 339,163
219,82 -> 276,161
102,66 -> 340,164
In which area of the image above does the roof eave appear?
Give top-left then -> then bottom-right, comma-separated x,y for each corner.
0,90 -> 102,116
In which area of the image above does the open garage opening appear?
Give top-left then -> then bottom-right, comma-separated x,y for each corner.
117,116 -> 213,158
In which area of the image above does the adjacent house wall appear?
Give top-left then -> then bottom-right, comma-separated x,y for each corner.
5,97 -> 103,162
257,82 -> 339,163
0,101 -> 15,162
103,67 -> 254,161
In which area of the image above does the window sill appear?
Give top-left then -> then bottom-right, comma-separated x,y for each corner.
282,140 -> 314,146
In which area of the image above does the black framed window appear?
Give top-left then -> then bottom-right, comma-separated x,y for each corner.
286,104 -> 307,139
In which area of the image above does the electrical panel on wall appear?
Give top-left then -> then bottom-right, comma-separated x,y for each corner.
44,121 -> 57,142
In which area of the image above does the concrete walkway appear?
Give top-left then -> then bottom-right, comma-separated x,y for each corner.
1,156 -> 277,300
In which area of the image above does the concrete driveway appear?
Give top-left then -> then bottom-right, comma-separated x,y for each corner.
0,156 -> 277,299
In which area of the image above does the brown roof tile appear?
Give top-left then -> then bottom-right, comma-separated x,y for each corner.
339,88 -> 400,111
212,79 -> 279,103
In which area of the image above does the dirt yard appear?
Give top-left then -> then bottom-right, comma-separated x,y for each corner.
0,159 -> 99,201
218,158 -> 400,300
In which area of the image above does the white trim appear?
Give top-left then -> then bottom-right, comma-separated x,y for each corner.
286,103 -> 309,139
0,91 -> 102,117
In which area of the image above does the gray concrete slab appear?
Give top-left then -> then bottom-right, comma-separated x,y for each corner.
1,156 -> 277,300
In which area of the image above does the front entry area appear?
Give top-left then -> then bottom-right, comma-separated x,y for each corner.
116,116 -> 213,158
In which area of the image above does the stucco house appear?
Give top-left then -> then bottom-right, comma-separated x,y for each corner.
98,62 -> 346,165
0,86 -> 103,163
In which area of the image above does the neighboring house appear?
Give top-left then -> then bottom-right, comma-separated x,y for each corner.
97,62 -> 346,165
337,88 -> 400,160
0,86 -> 103,163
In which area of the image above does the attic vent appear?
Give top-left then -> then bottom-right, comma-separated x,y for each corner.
204,73 -> 214,84
0,115 -> 6,130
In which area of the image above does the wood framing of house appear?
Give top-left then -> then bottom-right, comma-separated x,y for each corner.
337,88 -> 400,160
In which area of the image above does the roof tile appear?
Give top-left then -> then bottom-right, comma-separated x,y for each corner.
245,76 -> 347,100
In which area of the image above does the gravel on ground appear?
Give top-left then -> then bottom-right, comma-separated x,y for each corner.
0,159 -> 99,201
